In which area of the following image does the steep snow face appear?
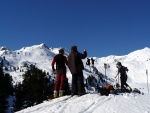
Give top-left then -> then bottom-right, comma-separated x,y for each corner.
85,47 -> 150,92
127,47 -> 150,62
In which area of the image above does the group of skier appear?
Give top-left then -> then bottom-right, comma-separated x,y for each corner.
51,46 -> 131,98
86,57 -> 95,67
85,57 -> 95,72
51,46 -> 87,98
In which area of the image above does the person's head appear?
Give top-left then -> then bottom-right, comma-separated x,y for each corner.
59,48 -> 64,55
116,62 -> 122,68
71,46 -> 77,52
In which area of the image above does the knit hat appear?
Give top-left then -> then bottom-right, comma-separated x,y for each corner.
116,62 -> 122,66
59,48 -> 64,53
71,46 -> 77,51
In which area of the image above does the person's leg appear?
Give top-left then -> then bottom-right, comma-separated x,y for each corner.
59,74 -> 66,97
54,72 -> 61,98
120,77 -> 125,92
124,75 -> 132,90
124,81 -> 132,91
72,74 -> 78,96
77,72 -> 85,96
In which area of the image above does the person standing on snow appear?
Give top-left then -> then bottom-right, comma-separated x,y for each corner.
86,58 -> 90,66
91,58 -> 95,67
86,58 -> 91,72
68,46 -> 87,96
51,48 -> 68,98
115,62 -> 131,92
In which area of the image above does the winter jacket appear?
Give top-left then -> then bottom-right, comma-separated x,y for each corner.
51,54 -> 68,75
68,50 -> 87,74
118,66 -> 128,79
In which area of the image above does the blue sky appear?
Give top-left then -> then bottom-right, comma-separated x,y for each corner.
0,0 -> 150,57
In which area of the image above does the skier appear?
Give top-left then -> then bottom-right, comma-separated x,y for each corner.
86,58 -> 90,66
115,62 -> 132,92
91,58 -> 95,67
51,48 -> 68,98
86,58 -> 91,72
68,46 -> 87,96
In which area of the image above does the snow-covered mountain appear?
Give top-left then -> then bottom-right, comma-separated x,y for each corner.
0,43 -> 70,84
95,47 -> 150,90
1,44 -> 149,86
1,44 -> 150,113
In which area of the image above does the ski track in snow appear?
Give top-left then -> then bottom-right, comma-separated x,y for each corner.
17,96 -> 71,113
16,94 -> 114,113
16,93 -> 150,113
84,96 -> 112,113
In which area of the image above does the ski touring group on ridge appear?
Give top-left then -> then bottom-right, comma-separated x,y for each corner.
51,46 -> 87,98
51,45 -> 140,99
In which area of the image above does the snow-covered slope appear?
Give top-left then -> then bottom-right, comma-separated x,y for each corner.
93,47 -> 150,92
1,44 -> 150,113
16,93 -> 150,113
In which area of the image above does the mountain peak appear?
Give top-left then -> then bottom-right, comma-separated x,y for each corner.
38,43 -> 49,49
143,47 -> 150,51
0,46 -> 10,51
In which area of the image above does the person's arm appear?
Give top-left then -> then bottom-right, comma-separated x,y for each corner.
51,58 -> 56,72
64,56 -> 68,67
115,68 -> 120,78
79,49 -> 87,59
115,72 -> 119,78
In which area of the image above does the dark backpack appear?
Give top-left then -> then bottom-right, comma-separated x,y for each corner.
124,67 -> 128,71
55,54 -> 66,70
120,66 -> 128,74
54,54 -> 66,75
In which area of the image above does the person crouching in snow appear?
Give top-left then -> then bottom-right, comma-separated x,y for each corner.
51,48 -> 68,98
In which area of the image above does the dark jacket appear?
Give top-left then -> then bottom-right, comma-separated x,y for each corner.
68,50 -> 87,74
118,66 -> 127,79
51,54 -> 68,75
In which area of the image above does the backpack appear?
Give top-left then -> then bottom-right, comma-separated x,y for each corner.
120,66 -> 128,74
99,84 -> 114,96
104,84 -> 114,90
55,54 -> 66,70
124,66 -> 128,71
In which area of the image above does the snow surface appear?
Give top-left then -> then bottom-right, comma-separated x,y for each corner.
1,44 -> 150,113
16,93 -> 150,113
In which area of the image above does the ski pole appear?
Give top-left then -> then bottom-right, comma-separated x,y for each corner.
146,69 -> 149,94
118,74 -> 119,85
104,63 -> 107,85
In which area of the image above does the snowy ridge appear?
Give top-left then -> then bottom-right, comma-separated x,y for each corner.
0,44 -> 150,113
0,44 -> 150,88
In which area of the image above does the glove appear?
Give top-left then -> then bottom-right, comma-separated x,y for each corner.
52,66 -> 56,74
53,71 -> 56,74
